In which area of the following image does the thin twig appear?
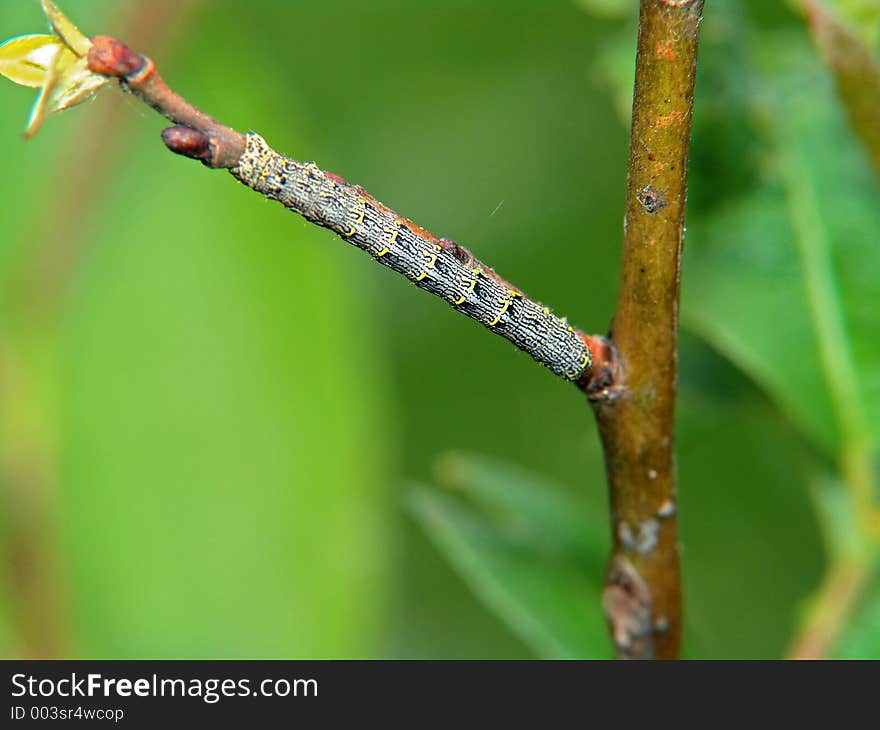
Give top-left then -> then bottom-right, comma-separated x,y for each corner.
88,36 -> 245,169
593,0 -> 704,659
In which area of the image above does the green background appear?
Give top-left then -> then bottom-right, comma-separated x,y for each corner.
0,0 -> 876,659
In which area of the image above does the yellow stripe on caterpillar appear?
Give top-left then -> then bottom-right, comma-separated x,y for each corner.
349,198 -> 366,226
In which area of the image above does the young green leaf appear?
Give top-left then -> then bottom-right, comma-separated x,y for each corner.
47,55 -> 109,114
0,3 -> 110,138
40,0 -> 92,58
0,34 -> 63,88
20,43 -> 109,140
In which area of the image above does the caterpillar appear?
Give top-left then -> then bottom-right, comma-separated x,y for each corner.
230,132 -> 592,382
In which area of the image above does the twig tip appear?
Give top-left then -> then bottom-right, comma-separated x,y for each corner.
87,35 -> 144,78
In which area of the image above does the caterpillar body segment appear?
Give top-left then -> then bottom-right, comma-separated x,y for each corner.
230,132 -> 591,381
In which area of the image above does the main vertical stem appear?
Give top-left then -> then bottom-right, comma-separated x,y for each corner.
593,0 -> 703,659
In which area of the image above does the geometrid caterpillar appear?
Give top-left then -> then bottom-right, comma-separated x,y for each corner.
231,133 -> 592,382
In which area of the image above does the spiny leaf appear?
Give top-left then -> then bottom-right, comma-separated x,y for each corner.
0,34 -> 63,89
41,0 -> 92,58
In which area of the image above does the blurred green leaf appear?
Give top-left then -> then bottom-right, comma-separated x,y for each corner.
685,193 -> 839,453
411,454 -> 610,659
574,0 -> 635,20
676,391 -> 825,659
811,479 -> 879,659
757,37 -> 880,451
834,569 -> 880,658
434,452 -> 606,558
802,0 -> 880,178
811,477 -> 868,559
686,34 -> 880,657
594,27 -> 636,121
685,36 -> 880,459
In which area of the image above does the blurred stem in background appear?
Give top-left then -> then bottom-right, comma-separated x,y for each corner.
803,0 -> 880,178
0,333 -> 65,657
0,0 -> 197,659
785,0 -> 880,660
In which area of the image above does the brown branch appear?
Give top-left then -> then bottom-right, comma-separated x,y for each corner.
593,0 -> 704,659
